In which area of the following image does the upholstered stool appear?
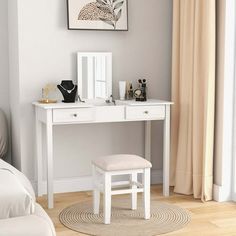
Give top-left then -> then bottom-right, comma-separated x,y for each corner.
92,154 -> 152,224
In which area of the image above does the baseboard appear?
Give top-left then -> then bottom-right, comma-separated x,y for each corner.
213,184 -> 221,202
213,184 -> 232,202
32,169 -> 163,195
31,176 -> 93,194
232,193 -> 236,202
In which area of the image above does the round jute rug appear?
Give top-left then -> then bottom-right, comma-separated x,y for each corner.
59,198 -> 191,236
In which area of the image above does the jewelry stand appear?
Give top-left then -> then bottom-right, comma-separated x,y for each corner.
57,80 -> 77,103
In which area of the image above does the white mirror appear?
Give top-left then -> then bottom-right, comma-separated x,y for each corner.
77,52 -> 112,100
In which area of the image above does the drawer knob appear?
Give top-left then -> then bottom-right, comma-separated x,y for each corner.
73,114 -> 78,117
144,111 -> 149,114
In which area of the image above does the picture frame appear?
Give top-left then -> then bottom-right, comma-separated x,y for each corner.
67,0 -> 128,31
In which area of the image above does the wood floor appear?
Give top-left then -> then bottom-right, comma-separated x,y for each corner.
37,185 -> 236,236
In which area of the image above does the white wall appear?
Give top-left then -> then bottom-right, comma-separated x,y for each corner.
0,0 -> 9,116
213,0 -> 236,201
230,0 -> 236,201
11,0 -> 173,184
214,0 -> 226,187
0,0 -> 11,163
8,0 -> 21,169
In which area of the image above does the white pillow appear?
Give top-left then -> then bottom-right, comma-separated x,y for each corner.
0,159 -> 35,201
0,170 -> 35,219
0,160 -> 35,219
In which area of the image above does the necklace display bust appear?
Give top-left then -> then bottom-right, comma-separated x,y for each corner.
57,80 -> 77,103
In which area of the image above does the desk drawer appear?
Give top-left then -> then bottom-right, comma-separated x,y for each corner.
53,108 -> 95,123
126,105 -> 165,120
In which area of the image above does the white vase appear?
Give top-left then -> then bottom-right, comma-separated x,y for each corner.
119,81 -> 126,100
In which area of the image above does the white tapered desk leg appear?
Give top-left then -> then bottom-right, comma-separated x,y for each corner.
92,165 -> 100,214
130,172 -> 137,210
35,108 -> 43,197
46,110 -> 53,209
145,121 -> 151,162
104,173 -> 111,224
163,105 -> 170,197
143,168 -> 150,219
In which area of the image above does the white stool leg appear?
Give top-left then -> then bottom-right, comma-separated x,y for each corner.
104,172 -> 111,224
130,172 -> 137,210
143,168 -> 150,220
92,165 -> 100,214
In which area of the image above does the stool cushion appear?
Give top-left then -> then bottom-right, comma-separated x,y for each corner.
92,154 -> 152,171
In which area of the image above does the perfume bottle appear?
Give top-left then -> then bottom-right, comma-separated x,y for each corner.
128,83 -> 134,100
135,79 -> 147,102
141,80 -> 147,101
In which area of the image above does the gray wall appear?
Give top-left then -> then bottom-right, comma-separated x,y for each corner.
11,0 -> 173,181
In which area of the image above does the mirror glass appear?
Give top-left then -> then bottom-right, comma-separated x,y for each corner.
77,52 -> 112,100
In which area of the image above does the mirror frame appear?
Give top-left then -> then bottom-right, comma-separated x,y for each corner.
77,52 -> 112,101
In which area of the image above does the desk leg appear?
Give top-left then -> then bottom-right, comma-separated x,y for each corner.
163,105 -> 170,197
145,121 -> 151,162
46,110 -> 53,209
35,110 -> 43,197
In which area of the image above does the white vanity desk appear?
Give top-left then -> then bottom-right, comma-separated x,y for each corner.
34,99 -> 172,209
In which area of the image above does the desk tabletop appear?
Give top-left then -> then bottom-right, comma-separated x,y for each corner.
33,99 -> 173,109
116,99 -> 173,106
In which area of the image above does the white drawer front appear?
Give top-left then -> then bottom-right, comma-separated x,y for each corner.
53,108 -> 95,123
126,105 -> 165,120
95,106 -> 125,122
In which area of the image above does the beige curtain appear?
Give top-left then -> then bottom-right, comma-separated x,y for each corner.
170,0 -> 216,201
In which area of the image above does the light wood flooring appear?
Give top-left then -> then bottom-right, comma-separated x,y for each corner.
37,185 -> 236,236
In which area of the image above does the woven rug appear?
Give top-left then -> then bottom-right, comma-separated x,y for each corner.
59,198 -> 191,236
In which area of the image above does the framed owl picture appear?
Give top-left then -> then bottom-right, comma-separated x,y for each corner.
67,0 -> 128,31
